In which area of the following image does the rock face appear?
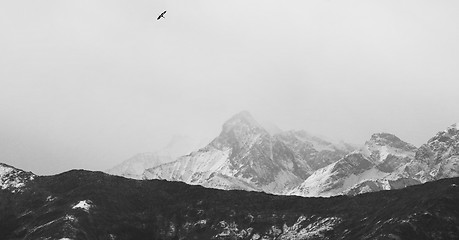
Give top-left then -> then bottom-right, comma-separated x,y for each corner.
144,111 -> 352,194
0,163 -> 35,193
1,168 -> 459,240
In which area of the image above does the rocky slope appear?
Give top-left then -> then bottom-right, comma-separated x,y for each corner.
143,111 -> 351,194
0,166 -> 458,240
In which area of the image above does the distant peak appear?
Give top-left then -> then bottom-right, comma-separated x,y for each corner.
367,133 -> 416,150
231,111 -> 254,121
370,133 -> 401,142
222,111 -> 261,131
428,122 -> 459,143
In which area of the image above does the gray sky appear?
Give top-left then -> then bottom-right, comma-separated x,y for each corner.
1,0 -> 459,175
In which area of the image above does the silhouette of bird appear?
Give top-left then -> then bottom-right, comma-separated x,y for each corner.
157,11 -> 166,20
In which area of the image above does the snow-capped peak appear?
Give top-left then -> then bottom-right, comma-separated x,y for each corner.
209,111 -> 269,151
361,133 -> 416,173
221,111 -> 263,133
367,133 -> 416,151
427,123 -> 459,145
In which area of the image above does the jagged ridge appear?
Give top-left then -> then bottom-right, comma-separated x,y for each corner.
1,168 -> 458,239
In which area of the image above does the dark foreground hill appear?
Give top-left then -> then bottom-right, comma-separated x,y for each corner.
1,170 -> 458,240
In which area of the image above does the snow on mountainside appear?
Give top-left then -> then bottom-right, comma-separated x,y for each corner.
276,130 -> 353,170
292,123 -> 459,197
362,133 -> 417,172
344,177 -> 421,196
107,135 -> 205,179
0,163 -> 35,193
106,153 -> 174,179
111,110 -> 458,198
405,123 -> 459,182
288,153 -> 385,197
289,133 -> 418,197
144,111 -> 352,194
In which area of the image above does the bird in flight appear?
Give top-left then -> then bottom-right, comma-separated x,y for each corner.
157,11 -> 166,20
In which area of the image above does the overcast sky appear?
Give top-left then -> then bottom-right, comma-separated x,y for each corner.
1,0 -> 459,175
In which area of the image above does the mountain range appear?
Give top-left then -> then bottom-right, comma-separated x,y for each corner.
143,111 -> 353,194
2,112 -> 459,239
109,111 -> 458,197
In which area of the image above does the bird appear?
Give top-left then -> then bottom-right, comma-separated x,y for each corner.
157,11 -> 166,20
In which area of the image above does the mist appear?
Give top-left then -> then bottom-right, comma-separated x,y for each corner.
1,0 -> 459,174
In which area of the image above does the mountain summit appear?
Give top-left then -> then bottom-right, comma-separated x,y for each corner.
362,132 -> 417,172
221,111 -> 262,133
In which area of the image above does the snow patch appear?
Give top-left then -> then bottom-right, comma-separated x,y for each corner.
46,195 -> 57,202
64,214 -> 77,222
278,216 -> 341,239
195,219 -> 207,226
72,200 -> 92,212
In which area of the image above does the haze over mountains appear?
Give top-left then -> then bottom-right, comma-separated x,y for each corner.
107,135 -> 207,179
108,111 -> 459,197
